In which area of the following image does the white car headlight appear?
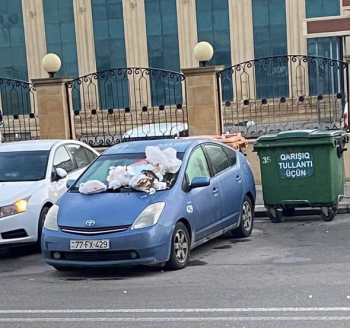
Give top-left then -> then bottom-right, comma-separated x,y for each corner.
0,199 -> 29,218
44,204 -> 59,231
131,202 -> 165,230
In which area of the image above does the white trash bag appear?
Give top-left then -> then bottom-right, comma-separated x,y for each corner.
129,174 -> 153,192
107,166 -> 131,189
145,146 -> 182,174
79,180 -> 107,194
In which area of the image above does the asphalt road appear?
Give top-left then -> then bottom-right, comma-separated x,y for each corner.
1,214 -> 350,327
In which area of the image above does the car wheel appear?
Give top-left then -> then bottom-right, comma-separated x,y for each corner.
232,196 -> 254,238
166,222 -> 190,270
36,207 -> 50,250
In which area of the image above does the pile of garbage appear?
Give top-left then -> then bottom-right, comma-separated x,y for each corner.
79,146 -> 182,195
181,132 -> 248,154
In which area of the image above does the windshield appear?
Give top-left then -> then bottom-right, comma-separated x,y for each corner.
71,152 -> 184,193
0,151 -> 49,182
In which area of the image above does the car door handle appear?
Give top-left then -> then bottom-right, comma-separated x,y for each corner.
236,175 -> 242,183
212,188 -> 219,195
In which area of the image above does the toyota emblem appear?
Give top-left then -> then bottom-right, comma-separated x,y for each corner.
86,220 -> 96,227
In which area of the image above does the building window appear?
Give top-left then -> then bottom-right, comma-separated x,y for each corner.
43,0 -> 79,78
0,0 -> 28,81
195,0 -> 232,101
92,0 -> 128,109
307,37 -> 343,96
145,0 -> 181,106
306,0 -> 340,18
0,0 -> 29,115
252,0 -> 288,99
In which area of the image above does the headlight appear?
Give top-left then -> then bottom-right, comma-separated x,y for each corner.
44,204 -> 59,231
131,202 -> 165,230
0,199 -> 29,218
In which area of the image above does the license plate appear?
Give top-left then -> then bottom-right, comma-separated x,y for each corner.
70,240 -> 110,250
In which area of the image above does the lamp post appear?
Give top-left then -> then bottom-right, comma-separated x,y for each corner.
42,53 -> 61,78
193,41 -> 214,67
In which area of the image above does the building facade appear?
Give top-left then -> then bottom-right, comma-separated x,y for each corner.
1,0 -> 349,83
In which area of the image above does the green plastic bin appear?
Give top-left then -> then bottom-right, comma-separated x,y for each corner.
253,129 -> 349,222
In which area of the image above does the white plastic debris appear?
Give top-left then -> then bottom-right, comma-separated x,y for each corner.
127,163 -> 154,176
145,146 -> 182,174
129,174 -> 153,192
152,181 -> 167,190
107,166 -> 131,188
79,180 -> 107,194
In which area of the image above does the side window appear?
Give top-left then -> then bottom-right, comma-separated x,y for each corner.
204,145 -> 230,175
185,147 -> 210,183
84,147 -> 98,162
67,144 -> 91,169
53,146 -> 75,173
224,147 -> 237,166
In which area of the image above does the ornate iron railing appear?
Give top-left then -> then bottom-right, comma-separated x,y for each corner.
66,67 -> 188,147
217,55 -> 349,138
0,78 -> 38,143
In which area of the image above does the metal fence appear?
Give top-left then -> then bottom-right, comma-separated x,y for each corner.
217,55 -> 349,138
66,67 -> 188,147
0,78 -> 38,143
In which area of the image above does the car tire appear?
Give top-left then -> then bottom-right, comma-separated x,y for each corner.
232,196 -> 254,238
36,206 -> 50,250
166,222 -> 190,270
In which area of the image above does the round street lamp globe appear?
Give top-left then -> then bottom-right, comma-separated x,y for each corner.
194,41 -> 214,67
42,53 -> 61,78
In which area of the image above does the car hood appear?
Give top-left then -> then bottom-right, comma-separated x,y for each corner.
0,181 -> 44,206
57,190 -> 171,228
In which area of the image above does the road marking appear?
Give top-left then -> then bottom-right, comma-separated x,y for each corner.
1,317 -> 350,322
3,307 -> 350,314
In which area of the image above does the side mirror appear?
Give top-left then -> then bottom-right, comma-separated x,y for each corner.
52,168 -> 68,182
66,179 -> 75,189
56,168 -> 68,179
190,176 -> 210,189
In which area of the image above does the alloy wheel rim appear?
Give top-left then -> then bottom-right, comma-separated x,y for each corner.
174,229 -> 188,263
242,201 -> 252,231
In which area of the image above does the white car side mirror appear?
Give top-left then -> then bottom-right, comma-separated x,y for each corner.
56,168 -> 68,179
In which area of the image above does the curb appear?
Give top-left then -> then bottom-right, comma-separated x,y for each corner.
254,204 -> 350,218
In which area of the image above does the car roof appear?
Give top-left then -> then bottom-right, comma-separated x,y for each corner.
102,138 -> 208,155
0,140 -> 77,152
123,123 -> 188,138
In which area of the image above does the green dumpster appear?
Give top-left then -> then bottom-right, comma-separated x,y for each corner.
253,130 -> 349,222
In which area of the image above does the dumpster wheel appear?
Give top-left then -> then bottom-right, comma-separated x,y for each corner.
321,207 -> 337,222
268,208 -> 283,223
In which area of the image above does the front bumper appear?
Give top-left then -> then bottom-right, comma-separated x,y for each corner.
0,210 -> 39,246
42,223 -> 174,268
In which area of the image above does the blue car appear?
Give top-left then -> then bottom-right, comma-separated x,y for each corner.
42,139 -> 256,271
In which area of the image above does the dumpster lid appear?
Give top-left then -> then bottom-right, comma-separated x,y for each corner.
256,129 -> 348,141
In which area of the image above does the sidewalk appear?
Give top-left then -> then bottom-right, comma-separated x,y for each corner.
254,182 -> 350,217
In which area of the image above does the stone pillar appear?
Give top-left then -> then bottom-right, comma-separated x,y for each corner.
22,0 -> 47,79
228,0 -> 255,100
229,0 -> 254,65
286,0 -> 308,97
182,66 -> 224,136
122,0 -> 149,108
73,0 -> 97,77
176,0 -> 198,69
31,78 -> 74,140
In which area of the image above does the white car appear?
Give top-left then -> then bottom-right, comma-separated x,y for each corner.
0,140 -> 99,249
122,123 -> 189,141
